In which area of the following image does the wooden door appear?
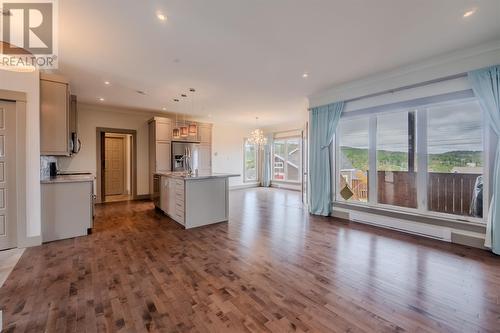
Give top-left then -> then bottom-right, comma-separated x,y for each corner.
0,101 -> 17,250
104,137 -> 125,196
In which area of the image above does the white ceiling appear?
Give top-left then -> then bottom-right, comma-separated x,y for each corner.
58,0 -> 500,126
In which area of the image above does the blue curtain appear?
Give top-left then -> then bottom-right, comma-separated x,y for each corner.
261,134 -> 272,187
309,102 -> 344,215
468,65 -> 500,255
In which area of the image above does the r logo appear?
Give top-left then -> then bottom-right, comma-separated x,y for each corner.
2,2 -> 53,54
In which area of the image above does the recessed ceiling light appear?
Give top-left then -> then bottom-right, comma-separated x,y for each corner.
98,97 -> 104,102
302,72 -> 309,78
157,12 -> 167,21
104,81 -> 110,85
162,107 -> 167,111
463,8 -> 477,18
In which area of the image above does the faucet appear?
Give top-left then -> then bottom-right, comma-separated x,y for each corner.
184,147 -> 193,176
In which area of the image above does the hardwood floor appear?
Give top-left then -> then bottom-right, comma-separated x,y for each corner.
1,188 -> 499,332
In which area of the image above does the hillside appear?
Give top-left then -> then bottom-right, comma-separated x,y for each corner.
340,147 -> 482,173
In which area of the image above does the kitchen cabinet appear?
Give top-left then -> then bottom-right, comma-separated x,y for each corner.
158,175 -> 184,225
41,177 -> 93,242
156,173 -> 237,229
149,117 -> 173,196
195,144 -> 212,174
40,73 -> 71,155
198,124 -> 212,144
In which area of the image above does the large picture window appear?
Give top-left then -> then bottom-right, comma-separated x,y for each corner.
338,118 -> 369,202
273,137 -> 301,182
244,139 -> 258,182
336,97 -> 486,222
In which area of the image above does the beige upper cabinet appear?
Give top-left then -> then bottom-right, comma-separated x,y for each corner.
155,118 -> 172,141
149,117 -> 173,194
40,73 -> 70,156
198,124 -> 212,144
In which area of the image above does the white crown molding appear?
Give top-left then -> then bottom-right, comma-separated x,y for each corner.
309,39 -> 500,108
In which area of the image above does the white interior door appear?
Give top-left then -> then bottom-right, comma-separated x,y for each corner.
0,101 -> 17,250
105,136 -> 125,196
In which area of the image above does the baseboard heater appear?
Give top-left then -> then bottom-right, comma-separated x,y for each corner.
348,211 -> 452,241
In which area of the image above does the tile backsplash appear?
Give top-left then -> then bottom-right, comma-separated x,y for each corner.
40,156 -> 58,178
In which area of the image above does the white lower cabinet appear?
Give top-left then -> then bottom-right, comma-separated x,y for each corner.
160,176 -> 185,226
157,174 -> 230,229
41,181 -> 93,242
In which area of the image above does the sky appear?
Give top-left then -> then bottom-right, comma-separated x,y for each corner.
338,99 -> 483,154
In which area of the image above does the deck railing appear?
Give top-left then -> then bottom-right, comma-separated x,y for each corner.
340,171 -> 481,217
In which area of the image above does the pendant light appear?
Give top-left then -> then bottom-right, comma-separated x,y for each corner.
180,94 -> 189,137
172,99 -> 180,139
188,88 -> 198,136
248,117 -> 267,147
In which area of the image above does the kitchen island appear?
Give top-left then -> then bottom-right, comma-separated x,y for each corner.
154,173 -> 239,229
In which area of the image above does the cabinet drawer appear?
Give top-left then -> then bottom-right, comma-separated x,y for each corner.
175,200 -> 184,210
175,189 -> 185,198
174,212 -> 184,224
175,180 -> 184,187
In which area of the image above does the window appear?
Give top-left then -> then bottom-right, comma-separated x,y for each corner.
338,118 -> 369,202
427,100 -> 483,217
377,111 -> 417,208
273,137 -> 302,182
244,139 -> 258,182
336,97 -> 486,222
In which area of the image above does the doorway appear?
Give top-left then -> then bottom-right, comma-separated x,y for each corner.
104,133 -> 132,202
96,128 -> 137,204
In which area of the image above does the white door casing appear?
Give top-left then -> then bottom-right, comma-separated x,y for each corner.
0,101 -> 17,250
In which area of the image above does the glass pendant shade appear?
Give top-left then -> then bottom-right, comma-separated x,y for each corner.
188,123 -> 197,135
180,126 -> 189,137
172,128 -> 180,139
248,128 -> 267,146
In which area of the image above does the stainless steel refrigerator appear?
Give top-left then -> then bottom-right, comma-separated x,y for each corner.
171,142 -> 199,172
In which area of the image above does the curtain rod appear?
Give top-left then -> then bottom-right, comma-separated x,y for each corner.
308,72 -> 467,110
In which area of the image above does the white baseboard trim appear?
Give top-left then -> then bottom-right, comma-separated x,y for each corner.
230,183 -> 259,190
270,183 -> 301,191
17,235 -> 42,248
332,207 -> 488,249
333,207 -> 452,241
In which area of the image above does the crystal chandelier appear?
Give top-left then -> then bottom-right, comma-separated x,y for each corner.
248,117 -> 267,146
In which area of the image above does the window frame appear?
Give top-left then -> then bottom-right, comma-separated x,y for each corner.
272,136 -> 302,184
334,96 -> 489,225
243,138 -> 259,183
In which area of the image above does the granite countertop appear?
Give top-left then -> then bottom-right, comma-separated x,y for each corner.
155,172 -> 240,181
41,174 -> 95,184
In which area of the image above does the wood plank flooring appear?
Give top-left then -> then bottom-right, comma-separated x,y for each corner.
1,188 -> 499,332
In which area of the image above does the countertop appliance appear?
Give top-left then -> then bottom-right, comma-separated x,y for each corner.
172,142 -> 199,172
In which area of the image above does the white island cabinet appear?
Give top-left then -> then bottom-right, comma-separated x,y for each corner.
157,173 -> 239,229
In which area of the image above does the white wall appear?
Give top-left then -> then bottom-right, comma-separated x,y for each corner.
59,104 -> 254,193
211,123 -> 254,188
309,39 -> 500,108
0,69 -> 41,247
58,103 -> 155,196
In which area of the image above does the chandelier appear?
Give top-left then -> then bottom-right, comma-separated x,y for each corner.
248,117 -> 267,146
